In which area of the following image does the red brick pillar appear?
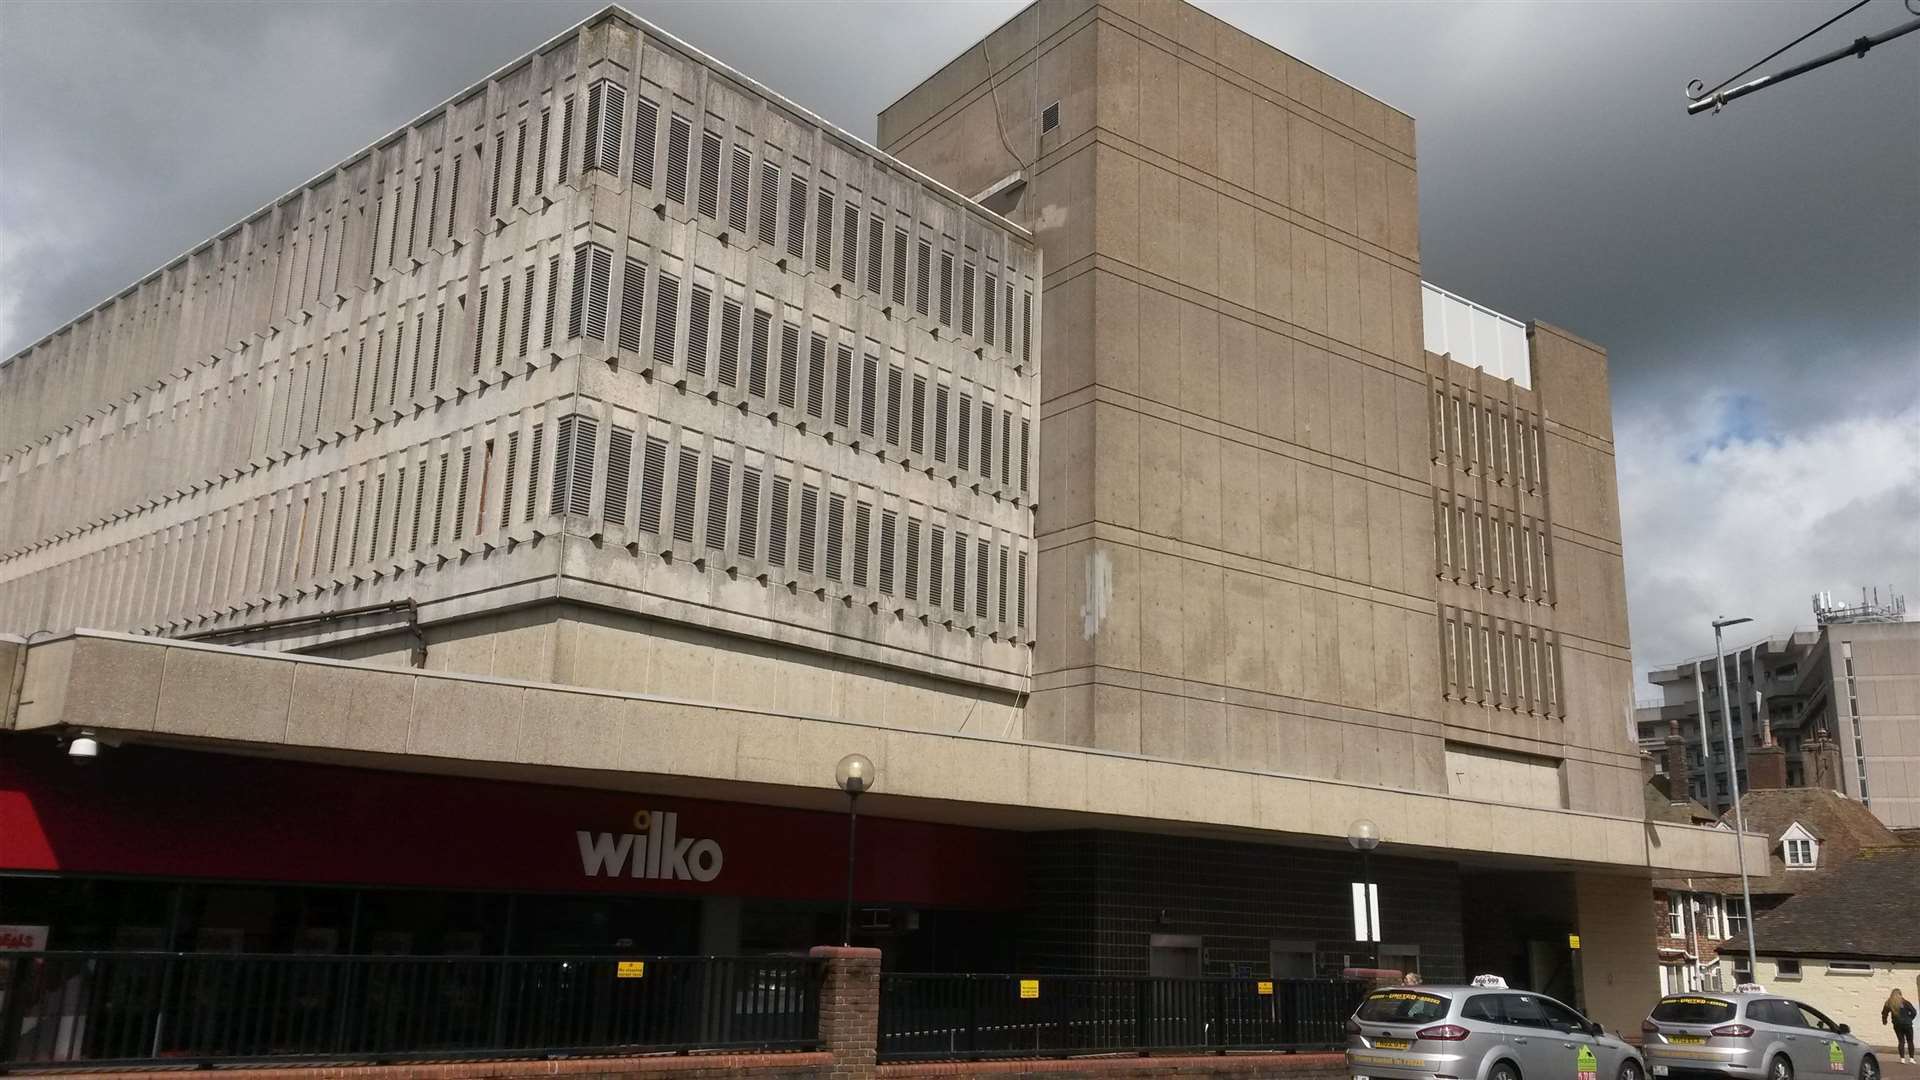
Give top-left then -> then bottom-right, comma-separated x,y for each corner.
810,945 -> 880,1080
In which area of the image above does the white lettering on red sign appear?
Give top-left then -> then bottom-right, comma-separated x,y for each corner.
576,811 -> 723,883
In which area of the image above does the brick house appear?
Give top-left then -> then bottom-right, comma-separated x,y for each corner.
1650,782 -> 1899,994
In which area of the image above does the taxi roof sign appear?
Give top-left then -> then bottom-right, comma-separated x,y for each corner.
1471,974 -> 1509,988
1735,982 -> 1767,994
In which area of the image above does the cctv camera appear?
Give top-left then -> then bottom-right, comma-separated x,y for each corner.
67,733 -> 100,764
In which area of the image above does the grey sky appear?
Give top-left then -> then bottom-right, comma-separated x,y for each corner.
2,0 -> 1915,678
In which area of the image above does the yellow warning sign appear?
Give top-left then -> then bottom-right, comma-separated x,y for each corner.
1019,978 -> 1040,999
617,961 -> 647,979
1577,1044 -> 1597,1080
1568,934 -> 1582,949
1257,981 -> 1274,996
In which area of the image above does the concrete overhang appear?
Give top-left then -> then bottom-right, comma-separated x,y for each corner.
5,631 -> 1762,876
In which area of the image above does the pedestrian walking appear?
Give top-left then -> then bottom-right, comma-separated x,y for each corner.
1884,987 -> 1916,1063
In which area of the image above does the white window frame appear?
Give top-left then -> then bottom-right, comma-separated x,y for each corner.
1666,893 -> 1685,938
1780,822 -> 1819,869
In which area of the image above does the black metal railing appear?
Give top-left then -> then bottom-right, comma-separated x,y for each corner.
877,973 -> 1365,1062
0,952 -> 819,1072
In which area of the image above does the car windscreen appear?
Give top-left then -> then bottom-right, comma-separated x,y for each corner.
1651,997 -> 1737,1024
1357,990 -> 1452,1024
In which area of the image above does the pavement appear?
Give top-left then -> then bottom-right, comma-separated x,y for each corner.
1874,1049 -> 1920,1079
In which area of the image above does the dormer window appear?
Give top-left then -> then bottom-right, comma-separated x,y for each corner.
1780,822 -> 1819,868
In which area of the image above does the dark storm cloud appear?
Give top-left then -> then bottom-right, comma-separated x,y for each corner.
2,0 -> 1915,675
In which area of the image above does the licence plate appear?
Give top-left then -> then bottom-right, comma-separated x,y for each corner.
1669,1035 -> 1707,1045
1652,1067 -> 1669,1077
1374,1039 -> 1411,1050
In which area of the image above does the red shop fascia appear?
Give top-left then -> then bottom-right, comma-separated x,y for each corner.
0,738 -> 1024,909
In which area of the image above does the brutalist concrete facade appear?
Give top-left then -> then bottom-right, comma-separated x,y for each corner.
878,0 -> 1639,820
0,9 -> 1041,730
0,1 -> 1762,1030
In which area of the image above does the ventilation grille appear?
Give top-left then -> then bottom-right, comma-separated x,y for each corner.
834,345 -> 853,429
729,147 -> 751,233
706,457 -> 730,550
604,427 -> 633,526
758,163 -> 779,246
778,322 -> 799,409
786,175 -> 807,259
453,449 -> 471,540
737,466 -> 761,559
748,308 -> 771,397
717,299 -> 742,387
904,518 -> 921,602
618,259 -> 646,353
653,271 -> 680,367
796,485 -> 818,575
852,502 -> 872,587
698,130 -> 722,219
686,284 -> 711,378
815,189 -> 834,272
859,355 -> 878,438
524,424 -> 544,523
1041,101 -> 1061,134
664,115 -> 691,204
806,332 -> 827,420
637,436 -> 668,533
672,447 -> 700,544
878,510 -> 897,596
824,493 -> 845,581
633,97 -> 659,189
767,476 -> 790,567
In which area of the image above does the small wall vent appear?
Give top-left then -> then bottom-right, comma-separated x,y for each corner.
1041,101 -> 1060,134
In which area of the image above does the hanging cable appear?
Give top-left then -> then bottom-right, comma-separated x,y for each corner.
981,38 -> 1029,171
1687,0 -> 1875,101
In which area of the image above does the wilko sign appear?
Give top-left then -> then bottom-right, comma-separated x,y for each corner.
3,740 -> 1024,907
577,810 -> 723,883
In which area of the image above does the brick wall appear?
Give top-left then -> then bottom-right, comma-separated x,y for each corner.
813,945 -> 881,1080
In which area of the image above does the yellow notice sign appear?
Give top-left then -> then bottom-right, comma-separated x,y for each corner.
617,961 -> 647,979
1019,978 -> 1040,999
1257,981 -> 1275,996
1568,934 -> 1582,950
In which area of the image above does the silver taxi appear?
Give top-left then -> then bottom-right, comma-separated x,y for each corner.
1348,977 -> 1645,1080
1641,991 -> 1879,1080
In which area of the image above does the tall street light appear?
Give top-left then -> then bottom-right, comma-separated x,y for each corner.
835,753 -> 876,947
1712,616 -> 1760,979
1347,819 -> 1382,974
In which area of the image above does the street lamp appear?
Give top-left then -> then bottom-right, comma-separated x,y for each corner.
835,753 -> 876,947
1347,819 -> 1382,974
1711,616 -> 1760,980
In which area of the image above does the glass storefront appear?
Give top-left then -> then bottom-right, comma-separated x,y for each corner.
0,875 -> 1015,970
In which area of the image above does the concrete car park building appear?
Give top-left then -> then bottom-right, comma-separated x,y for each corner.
0,0 -> 1753,1036
1637,591 -> 1920,829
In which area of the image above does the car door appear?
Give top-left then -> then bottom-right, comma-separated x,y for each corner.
1748,999 -> 1801,1071
1790,1002 -> 1852,1076
1537,995 -> 1608,1079
1498,993 -> 1563,1078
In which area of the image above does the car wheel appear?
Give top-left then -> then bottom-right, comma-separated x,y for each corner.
1770,1054 -> 1794,1080
1857,1055 -> 1878,1080
1490,1061 -> 1522,1080
1620,1059 -> 1645,1080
